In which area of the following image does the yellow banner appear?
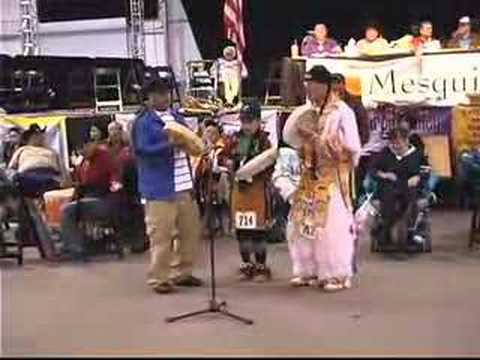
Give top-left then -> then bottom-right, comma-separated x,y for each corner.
422,135 -> 452,178
0,115 -> 69,167
452,105 -> 480,156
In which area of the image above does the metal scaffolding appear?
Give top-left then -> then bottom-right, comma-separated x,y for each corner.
19,0 -> 39,56
126,0 -> 146,60
144,0 -> 167,36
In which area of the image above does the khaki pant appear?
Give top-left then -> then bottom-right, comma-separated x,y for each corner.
145,192 -> 201,288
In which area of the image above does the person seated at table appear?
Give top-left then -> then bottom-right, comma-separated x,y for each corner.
370,127 -> 426,246
390,25 -> 415,51
58,133 -> 120,262
356,23 -> 390,56
447,16 -> 480,50
301,23 -> 342,57
8,124 -> 70,197
412,21 -> 442,52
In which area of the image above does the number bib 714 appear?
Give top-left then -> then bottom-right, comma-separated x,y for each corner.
235,211 -> 257,230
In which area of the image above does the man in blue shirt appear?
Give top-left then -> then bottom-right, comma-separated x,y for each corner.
132,78 -> 203,294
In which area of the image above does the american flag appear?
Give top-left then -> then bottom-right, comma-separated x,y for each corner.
223,0 -> 248,77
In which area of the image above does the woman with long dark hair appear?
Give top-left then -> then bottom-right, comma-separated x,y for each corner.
58,123 -> 119,262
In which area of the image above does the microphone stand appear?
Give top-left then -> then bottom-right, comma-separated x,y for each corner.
165,150 -> 253,325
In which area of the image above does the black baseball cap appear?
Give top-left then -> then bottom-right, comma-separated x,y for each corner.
304,65 -> 332,84
239,99 -> 262,122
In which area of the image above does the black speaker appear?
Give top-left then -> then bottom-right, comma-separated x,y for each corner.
0,55 -> 14,108
280,57 -> 307,107
37,0 -> 159,23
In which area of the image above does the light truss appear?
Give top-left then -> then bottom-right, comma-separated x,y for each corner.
19,0 -> 39,56
127,0 -> 146,60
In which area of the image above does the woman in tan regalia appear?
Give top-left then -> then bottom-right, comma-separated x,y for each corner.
283,66 -> 362,292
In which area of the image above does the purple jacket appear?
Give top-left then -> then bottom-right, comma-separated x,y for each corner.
301,36 -> 341,57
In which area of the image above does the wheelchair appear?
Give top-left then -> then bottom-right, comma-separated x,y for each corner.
364,167 -> 435,254
458,150 -> 480,249
0,169 -> 24,265
0,168 -> 59,264
79,217 -> 124,260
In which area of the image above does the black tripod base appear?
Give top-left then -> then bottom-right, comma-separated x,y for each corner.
165,300 -> 254,325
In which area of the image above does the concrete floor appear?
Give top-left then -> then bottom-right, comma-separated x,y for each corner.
2,209 -> 480,357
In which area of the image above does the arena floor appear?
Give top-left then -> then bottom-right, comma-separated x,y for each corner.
2,209 -> 480,357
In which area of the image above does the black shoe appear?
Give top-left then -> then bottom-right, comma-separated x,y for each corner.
153,282 -> 175,294
172,275 -> 203,287
253,264 -> 272,283
238,262 -> 255,281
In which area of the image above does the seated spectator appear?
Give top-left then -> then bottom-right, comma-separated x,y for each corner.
412,21 -> 442,52
390,33 -> 415,51
70,123 -> 109,169
447,16 -> 480,50
0,167 -> 20,226
89,123 -> 107,145
8,124 -> 70,197
301,23 -> 342,57
58,133 -> 120,262
398,114 -> 439,197
1,127 -> 23,167
106,121 -> 147,253
357,24 -> 390,56
370,127 -> 426,245
106,121 -> 132,181
397,114 -> 426,158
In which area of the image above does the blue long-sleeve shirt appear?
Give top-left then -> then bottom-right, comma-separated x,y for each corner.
131,108 -> 190,201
